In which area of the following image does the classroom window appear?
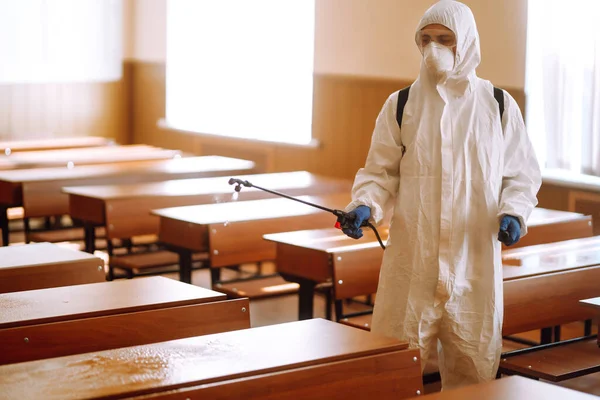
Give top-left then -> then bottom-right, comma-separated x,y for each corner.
0,0 -> 121,84
165,0 -> 316,146
525,0 -> 600,176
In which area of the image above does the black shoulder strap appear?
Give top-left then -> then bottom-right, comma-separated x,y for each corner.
396,85 -> 504,127
493,86 -> 504,121
396,86 -> 411,129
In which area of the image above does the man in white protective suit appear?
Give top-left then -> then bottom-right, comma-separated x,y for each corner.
341,0 -> 542,390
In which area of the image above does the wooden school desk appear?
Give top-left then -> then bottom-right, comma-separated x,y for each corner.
0,144 -> 183,171
0,242 -> 105,294
266,211 -> 598,320
0,156 -> 256,245
0,136 -> 114,154
0,319 -> 423,400
65,171 -> 351,254
0,276 -> 248,365
152,193 -> 351,284
508,208 -> 593,249
407,375 -> 597,399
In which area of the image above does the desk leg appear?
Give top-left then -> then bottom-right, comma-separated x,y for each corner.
84,224 -> 96,254
585,319 -> 593,336
280,273 -> 316,320
0,206 -> 9,246
178,250 -> 193,284
540,327 -> 553,344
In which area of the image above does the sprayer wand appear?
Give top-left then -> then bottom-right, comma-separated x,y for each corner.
228,178 -> 386,250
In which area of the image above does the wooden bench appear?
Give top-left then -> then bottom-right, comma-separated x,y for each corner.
497,237 -> 600,382
109,250 -> 209,279
409,375 -> 597,399
0,276 -> 248,365
0,242 -> 105,294
0,155 -> 256,246
65,171 -> 351,278
152,193 -> 351,296
497,294 -> 600,383
0,319 -> 423,400
0,136 -> 114,154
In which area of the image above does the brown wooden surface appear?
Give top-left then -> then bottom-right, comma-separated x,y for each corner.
0,276 -> 225,329
411,375 -> 597,399
569,190 -> 600,236
266,227 -> 387,283
215,276 -> 299,299
500,339 -> 600,381
154,194 -> 350,262
506,213 -> 593,249
0,144 -> 182,171
133,349 -> 422,400
502,236 -> 600,280
333,245 -> 382,300
208,194 -> 350,268
0,136 -> 114,153
0,299 -> 250,365
339,314 -> 373,331
275,242 -> 334,283
0,318 -> 408,400
0,243 -> 105,294
503,266 -> 600,335
66,171 -> 351,239
8,156 -> 256,217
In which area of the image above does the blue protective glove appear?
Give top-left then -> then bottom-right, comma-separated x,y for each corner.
498,215 -> 521,246
342,205 -> 371,239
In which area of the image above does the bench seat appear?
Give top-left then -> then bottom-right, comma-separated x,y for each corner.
500,338 -> 600,381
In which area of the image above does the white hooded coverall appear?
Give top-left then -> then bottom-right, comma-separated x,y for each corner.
346,0 -> 542,389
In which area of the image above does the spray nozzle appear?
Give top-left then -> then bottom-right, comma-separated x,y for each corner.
228,178 -> 252,192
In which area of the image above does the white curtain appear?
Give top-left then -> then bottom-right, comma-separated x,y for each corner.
525,0 -> 600,176
0,0 -> 122,83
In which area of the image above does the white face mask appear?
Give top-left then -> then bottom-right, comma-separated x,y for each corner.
423,42 -> 455,78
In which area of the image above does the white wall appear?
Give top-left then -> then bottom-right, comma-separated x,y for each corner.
125,0 -> 166,62
125,0 -> 528,87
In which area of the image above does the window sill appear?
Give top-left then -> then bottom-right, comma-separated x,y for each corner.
157,119 -> 321,150
542,168 -> 600,192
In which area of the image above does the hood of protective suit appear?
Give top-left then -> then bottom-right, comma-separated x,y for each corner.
416,0 -> 481,94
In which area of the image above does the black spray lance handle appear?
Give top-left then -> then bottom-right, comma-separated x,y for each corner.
498,229 -> 510,243
333,209 -> 369,231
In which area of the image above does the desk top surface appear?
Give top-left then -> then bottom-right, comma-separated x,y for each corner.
0,145 -> 181,170
0,318 -> 407,400
63,171 -> 350,201
264,227 -> 389,254
0,276 -> 225,329
0,136 -> 113,152
413,375 -> 597,399
502,236 -> 600,280
0,156 -> 255,184
0,242 -> 100,270
152,193 -> 351,225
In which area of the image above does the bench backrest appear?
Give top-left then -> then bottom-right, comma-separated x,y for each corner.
503,265 -> 600,335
